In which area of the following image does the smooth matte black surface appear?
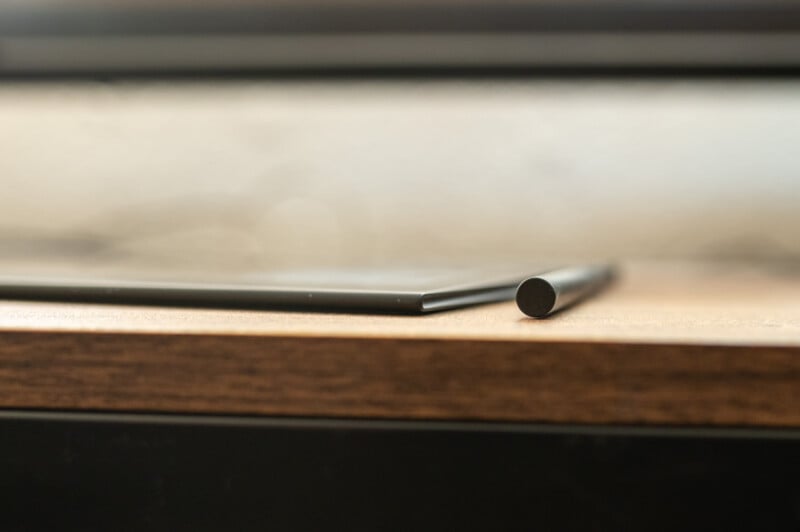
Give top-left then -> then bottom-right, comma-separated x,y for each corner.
0,266 -> 542,314
1,411 -> 799,531
515,277 -> 557,317
516,264 -> 615,318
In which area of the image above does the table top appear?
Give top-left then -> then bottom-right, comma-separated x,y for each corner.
2,261 -> 800,427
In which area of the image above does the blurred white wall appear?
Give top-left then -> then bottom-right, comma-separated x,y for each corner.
1,79 -> 798,269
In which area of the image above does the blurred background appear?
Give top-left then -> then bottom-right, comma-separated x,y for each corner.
2,0 -> 799,273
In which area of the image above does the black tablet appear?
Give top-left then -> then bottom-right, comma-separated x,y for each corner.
0,265 -> 555,314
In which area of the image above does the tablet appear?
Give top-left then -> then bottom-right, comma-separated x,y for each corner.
0,265 -> 555,314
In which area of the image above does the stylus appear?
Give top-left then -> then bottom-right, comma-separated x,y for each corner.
515,264 -> 615,318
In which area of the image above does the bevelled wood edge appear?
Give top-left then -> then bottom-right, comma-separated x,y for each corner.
2,330 -> 800,427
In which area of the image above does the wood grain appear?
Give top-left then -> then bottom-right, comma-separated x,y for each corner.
2,333 -> 799,427
1,262 -> 800,426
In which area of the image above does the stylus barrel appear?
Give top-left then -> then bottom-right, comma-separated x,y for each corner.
515,264 -> 615,318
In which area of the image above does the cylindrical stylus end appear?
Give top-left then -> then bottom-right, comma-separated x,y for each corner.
516,277 -> 556,318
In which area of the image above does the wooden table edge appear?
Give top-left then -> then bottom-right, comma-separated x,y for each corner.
3,328 -> 800,428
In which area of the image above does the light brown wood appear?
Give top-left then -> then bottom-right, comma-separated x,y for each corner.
1,261 -> 800,426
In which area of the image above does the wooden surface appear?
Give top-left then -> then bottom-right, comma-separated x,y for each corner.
2,261 -> 800,427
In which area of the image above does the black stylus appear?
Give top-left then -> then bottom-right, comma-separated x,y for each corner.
515,264 -> 615,318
